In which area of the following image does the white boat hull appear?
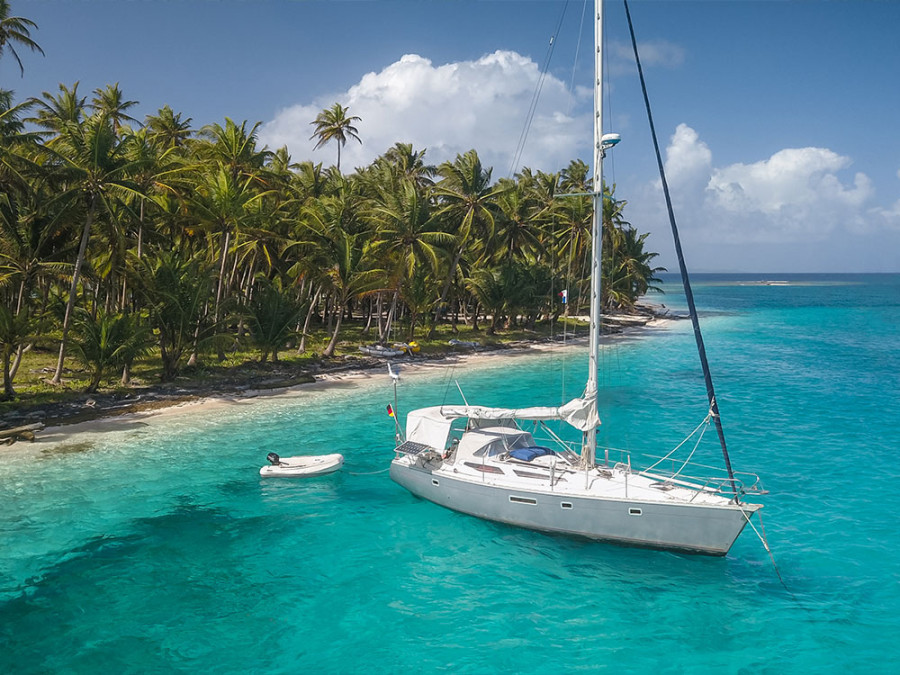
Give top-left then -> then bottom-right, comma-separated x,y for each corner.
390,461 -> 757,556
260,453 -> 344,478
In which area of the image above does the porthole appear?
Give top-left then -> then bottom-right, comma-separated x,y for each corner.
432,479 -> 440,486
629,507 -> 642,516
561,502 -> 573,509
509,495 -> 537,505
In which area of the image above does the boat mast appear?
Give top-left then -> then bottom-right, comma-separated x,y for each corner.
584,0 -> 604,468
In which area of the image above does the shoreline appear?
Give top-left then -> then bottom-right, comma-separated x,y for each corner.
6,308 -> 675,444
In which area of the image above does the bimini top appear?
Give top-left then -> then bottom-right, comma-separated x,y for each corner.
404,397 -> 600,450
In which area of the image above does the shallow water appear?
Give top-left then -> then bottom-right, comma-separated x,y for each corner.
1,273 -> 898,673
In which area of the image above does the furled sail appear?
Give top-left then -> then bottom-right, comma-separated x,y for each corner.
440,397 -> 600,432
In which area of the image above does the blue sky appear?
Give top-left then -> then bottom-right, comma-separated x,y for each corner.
5,0 -> 900,272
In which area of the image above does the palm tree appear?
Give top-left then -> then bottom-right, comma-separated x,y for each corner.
309,103 -> 361,172
131,248 -> 213,381
90,83 -> 138,134
69,307 -> 150,392
145,105 -> 193,148
298,192 -> 381,356
464,266 -> 506,335
198,118 -> 271,183
379,142 -> 435,190
0,0 -> 43,77
367,177 -> 451,340
243,276 -> 304,362
429,149 -> 502,337
43,111 -> 145,384
492,177 -> 542,263
190,165 -> 272,348
26,82 -> 86,139
0,301 -> 43,398
0,88 -> 39,207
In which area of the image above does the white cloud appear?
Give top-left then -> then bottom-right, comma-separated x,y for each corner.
259,51 -> 590,175
640,124 -> 877,244
664,123 -> 711,192
868,199 -> 900,231
609,40 -> 685,76
708,147 -> 872,216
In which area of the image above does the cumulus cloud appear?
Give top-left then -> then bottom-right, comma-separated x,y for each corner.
645,123 -> 877,244
867,170 -> 900,231
664,124 -> 711,192
259,51 -> 590,175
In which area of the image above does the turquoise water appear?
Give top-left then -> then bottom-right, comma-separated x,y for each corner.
2,274 -> 899,673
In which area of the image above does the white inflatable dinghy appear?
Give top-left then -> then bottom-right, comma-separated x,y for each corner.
260,452 -> 344,478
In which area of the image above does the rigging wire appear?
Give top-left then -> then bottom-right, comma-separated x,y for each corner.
624,0 -> 790,596
508,1 -> 570,178
622,0 -> 738,499
566,0 -> 589,118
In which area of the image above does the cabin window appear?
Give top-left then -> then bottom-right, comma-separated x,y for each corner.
629,508 -> 643,516
473,434 -> 536,458
509,495 -> 537,505
561,502 -> 573,509
432,479 -> 439,487
463,462 -> 504,474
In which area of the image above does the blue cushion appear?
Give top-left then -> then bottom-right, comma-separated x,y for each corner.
508,446 -> 556,462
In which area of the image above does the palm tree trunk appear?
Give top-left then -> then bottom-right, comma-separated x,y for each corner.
9,343 -> 27,380
51,195 -> 97,385
323,299 -> 345,357
383,288 -> 399,344
363,297 -> 373,334
298,288 -> 320,353
137,199 -> 144,259
214,230 -> 231,361
2,349 -> 14,399
376,292 -> 384,339
427,245 -> 463,339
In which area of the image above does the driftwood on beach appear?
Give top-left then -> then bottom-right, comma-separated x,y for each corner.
0,423 -> 45,445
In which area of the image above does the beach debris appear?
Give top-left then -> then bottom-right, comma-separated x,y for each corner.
359,344 -> 404,358
0,422 -> 45,445
391,341 -> 420,354
448,339 -> 478,348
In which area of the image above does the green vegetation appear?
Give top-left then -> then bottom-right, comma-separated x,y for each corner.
0,2 -> 663,407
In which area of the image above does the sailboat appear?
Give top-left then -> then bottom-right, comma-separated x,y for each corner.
389,0 -> 764,555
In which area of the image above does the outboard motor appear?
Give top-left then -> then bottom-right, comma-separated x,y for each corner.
267,452 -> 281,466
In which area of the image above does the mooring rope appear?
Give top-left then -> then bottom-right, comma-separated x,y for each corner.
346,467 -> 392,476
738,505 -> 796,598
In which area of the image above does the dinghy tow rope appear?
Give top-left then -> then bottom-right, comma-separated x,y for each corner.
347,467 -> 391,476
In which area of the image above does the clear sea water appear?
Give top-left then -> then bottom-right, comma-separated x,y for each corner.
1,273 -> 899,674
